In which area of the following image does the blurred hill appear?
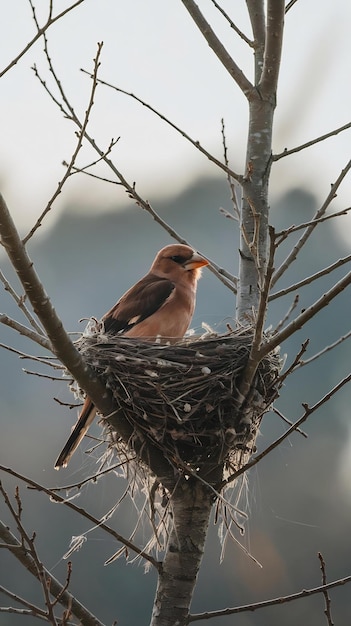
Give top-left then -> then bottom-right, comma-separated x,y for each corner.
0,177 -> 350,625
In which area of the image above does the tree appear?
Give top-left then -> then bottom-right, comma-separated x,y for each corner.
1,2 -> 350,625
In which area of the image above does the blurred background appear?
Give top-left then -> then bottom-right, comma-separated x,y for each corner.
1,2 -> 351,625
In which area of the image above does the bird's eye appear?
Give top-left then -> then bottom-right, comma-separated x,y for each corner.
170,255 -> 186,264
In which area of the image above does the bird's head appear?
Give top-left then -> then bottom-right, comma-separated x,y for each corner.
150,244 -> 209,284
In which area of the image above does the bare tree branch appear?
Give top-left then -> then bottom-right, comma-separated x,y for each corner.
46,459 -> 136,493
298,330 -> 351,368
23,41 -> 104,244
34,48 -> 237,294
210,0 -> 254,46
180,0 -> 254,98
272,159 -> 351,286
221,371 -> 351,488
0,269 -> 44,334
0,314 -> 51,350
188,573 -> 351,621
275,338 -> 309,385
0,465 -> 160,571
263,269 -> 351,355
285,0 -> 300,12
64,137 -> 121,180
1,483 -> 58,625
80,69 -> 243,182
318,552 -> 334,626
0,585 -> 47,619
273,293 -> 299,332
0,517 -> 104,626
272,406 -> 307,438
275,207 -> 351,240
0,195 -> 124,432
220,118 -> 241,219
269,254 -> 351,301
0,0 -> 86,78
273,121 -> 351,161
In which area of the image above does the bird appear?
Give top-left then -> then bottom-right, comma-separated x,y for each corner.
55,244 -> 209,468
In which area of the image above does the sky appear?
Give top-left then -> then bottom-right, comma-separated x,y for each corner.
1,0 -> 351,239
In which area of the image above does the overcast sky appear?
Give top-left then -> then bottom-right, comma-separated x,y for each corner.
1,1 -> 350,239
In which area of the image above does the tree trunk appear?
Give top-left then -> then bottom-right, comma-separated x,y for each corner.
150,479 -> 214,626
236,97 -> 275,320
236,0 -> 285,321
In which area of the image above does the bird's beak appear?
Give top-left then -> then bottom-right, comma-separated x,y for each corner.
184,253 -> 209,270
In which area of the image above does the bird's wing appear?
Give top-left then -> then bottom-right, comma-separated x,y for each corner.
103,273 -> 175,334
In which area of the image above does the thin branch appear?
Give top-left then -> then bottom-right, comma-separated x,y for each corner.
0,270 -> 44,334
52,561 -> 73,608
46,459 -> 136,493
23,42 -> 104,243
275,207 -> 351,240
221,371 -> 351,488
0,314 -> 51,350
272,406 -> 307,438
262,269 -> 351,356
0,607 -> 49,622
35,53 -> 238,294
272,159 -> 351,286
298,330 -> 351,368
22,368 -> 67,381
120,193 -> 238,292
180,0 -> 254,98
273,294 -> 299,332
0,520 -> 104,626
0,343 -> 64,370
0,483 -> 57,625
63,136 -> 121,178
0,465 -> 160,571
0,0 -> 86,78
273,121 -> 351,161
188,574 -> 351,621
0,585 -> 47,619
69,166 -> 119,185
318,552 -> 334,626
0,585 -> 48,622
275,339 -> 309,386
269,254 -> 351,301
221,118 -> 241,219
285,0 -> 299,12
80,69 -> 243,183
210,0 -> 253,46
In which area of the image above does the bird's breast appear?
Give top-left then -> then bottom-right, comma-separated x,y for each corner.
125,285 -> 195,341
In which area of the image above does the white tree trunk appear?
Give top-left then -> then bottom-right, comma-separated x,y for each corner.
150,480 -> 214,626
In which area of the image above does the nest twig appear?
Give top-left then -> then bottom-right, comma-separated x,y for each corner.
76,326 -> 282,480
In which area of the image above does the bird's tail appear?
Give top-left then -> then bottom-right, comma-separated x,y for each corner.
55,398 -> 97,469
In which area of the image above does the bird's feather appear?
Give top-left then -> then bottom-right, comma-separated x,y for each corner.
103,274 -> 175,334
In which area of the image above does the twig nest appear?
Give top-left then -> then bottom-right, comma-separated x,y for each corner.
77,327 -> 282,476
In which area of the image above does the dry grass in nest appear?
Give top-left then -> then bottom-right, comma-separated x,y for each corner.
77,326 -> 282,480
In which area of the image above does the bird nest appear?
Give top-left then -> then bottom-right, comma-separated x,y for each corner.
76,326 -> 282,481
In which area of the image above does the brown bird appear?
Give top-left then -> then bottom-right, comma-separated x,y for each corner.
55,244 -> 208,468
